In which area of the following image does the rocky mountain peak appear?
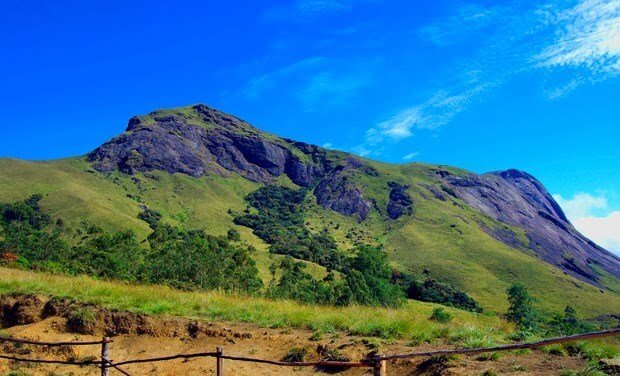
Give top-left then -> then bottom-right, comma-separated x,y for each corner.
489,169 -> 569,223
439,169 -> 620,285
88,105 -> 325,186
88,106 -> 381,222
86,104 -> 619,288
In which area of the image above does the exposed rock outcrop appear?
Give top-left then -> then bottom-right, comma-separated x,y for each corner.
88,105 -> 324,187
314,159 -> 373,222
90,105 -> 383,222
438,169 -> 620,285
86,104 -> 619,285
387,182 -> 413,219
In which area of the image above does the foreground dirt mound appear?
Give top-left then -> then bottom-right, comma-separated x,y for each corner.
0,294 -> 593,375
0,293 -> 256,339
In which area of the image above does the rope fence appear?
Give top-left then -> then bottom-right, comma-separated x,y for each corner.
0,328 -> 617,375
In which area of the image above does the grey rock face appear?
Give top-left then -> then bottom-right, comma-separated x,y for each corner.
314,160 -> 373,222
439,169 -> 620,285
89,105 -> 378,221
387,182 -> 413,219
88,105 -> 323,187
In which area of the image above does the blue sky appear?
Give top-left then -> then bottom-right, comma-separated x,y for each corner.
0,0 -> 619,253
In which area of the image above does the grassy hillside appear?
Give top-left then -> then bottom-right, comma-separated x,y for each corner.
1,156 -> 618,317
0,267 -> 510,342
0,158 -> 328,283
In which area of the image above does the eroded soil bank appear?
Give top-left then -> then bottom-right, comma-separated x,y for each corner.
0,294 -> 602,375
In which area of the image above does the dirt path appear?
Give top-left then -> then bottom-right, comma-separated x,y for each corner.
0,294 -> 591,375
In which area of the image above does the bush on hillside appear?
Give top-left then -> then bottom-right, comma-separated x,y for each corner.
0,195 -> 263,295
430,307 -> 453,323
406,278 -> 482,312
234,185 -> 345,271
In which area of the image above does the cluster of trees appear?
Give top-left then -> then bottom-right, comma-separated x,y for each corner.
0,195 -> 263,294
267,245 -> 404,307
391,271 -> 482,312
506,283 -> 597,336
233,186 -> 345,271
0,193 -> 482,311
234,185 -> 481,310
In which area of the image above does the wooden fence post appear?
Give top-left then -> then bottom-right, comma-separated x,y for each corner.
216,346 -> 224,376
101,337 -> 110,376
372,354 -> 386,376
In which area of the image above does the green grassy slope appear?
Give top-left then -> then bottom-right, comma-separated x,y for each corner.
303,160 -> 620,315
0,158 -> 328,283
0,154 -> 618,317
0,267 -> 511,341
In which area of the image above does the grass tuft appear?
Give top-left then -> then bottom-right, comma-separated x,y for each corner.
281,347 -> 309,362
448,325 -> 499,349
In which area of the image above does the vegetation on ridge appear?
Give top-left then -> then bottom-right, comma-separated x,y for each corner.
0,153 -> 618,317
0,195 -> 263,293
234,184 -> 480,310
0,266 -> 507,341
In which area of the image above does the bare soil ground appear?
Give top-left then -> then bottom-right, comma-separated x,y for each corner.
0,294 -> 591,375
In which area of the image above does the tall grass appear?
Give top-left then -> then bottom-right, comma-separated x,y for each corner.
0,267 -> 510,341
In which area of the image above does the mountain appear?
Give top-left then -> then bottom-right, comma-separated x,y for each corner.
1,104 -> 619,315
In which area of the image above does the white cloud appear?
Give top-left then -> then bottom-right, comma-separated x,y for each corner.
298,71 -> 371,111
243,57 -> 327,98
354,0 -> 620,156
322,142 -> 334,149
242,57 -> 370,110
544,78 -> 582,100
552,192 -> 608,218
535,0 -> 620,76
553,192 -> 620,255
402,152 -> 419,160
419,4 -> 503,46
573,211 -> 620,255
363,82 -> 496,146
351,144 -> 383,158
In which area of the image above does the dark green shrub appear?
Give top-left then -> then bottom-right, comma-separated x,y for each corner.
0,196 -> 263,295
506,283 -> 537,330
406,277 -> 481,312
233,185 -> 344,270
430,307 -> 453,323
137,207 -> 162,229
227,228 -> 241,241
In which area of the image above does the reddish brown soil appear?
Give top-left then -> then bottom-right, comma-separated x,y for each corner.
0,294 -> 593,375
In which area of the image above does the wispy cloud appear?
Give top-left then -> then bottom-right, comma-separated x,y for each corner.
352,0 -> 620,157
298,71 -> 371,111
573,211 -> 620,255
535,0 -> 620,77
243,57 -> 327,98
544,78 -> 582,99
242,56 -> 371,111
554,192 -> 620,255
553,192 -> 608,218
402,152 -> 419,160
351,144 -> 383,158
419,3 -> 503,46
363,82 -> 497,146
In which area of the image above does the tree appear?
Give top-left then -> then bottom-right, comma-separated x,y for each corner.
227,228 -> 241,242
348,245 -> 405,308
506,283 -> 537,329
